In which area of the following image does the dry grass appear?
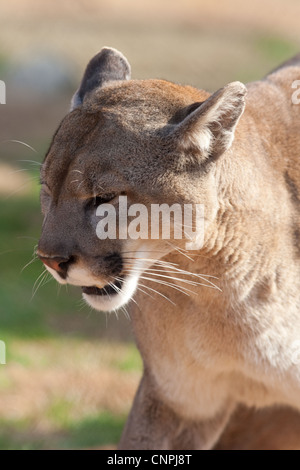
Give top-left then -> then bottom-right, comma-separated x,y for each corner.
2,0 -> 300,38
0,338 -> 140,448
0,339 -> 140,429
0,163 -> 34,196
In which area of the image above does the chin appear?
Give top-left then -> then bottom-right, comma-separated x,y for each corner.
82,274 -> 139,312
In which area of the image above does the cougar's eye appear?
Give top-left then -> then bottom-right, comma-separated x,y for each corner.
88,193 -> 117,208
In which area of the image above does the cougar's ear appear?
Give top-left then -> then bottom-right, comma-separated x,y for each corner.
71,47 -> 131,110
170,82 -> 247,162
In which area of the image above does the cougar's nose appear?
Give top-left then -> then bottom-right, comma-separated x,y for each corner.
38,254 -> 72,278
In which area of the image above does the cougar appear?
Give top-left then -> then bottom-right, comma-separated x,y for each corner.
37,47 -> 300,449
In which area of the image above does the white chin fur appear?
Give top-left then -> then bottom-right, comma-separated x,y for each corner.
82,274 -> 139,312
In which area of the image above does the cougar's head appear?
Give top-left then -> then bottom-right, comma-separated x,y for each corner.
37,47 -> 246,312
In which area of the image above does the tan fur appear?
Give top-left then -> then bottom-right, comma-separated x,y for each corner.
216,405 -> 300,450
38,48 -> 300,449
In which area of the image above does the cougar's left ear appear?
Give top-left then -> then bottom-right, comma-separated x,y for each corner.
170,81 -> 247,162
71,47 -> 131,110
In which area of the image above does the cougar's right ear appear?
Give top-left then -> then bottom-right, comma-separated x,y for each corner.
70,47 -> 131,110
166,81 -> 247,163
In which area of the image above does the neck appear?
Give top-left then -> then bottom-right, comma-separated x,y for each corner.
191,147 -> 288,304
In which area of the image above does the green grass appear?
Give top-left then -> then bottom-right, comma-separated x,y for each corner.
255,35 -> 299,62
0,412 -> 125,450
0,176 -> 140,449
62,412 -> 126,449
114,344 -> 143,372
0,191 -> 78,338
0,421 -> 37,451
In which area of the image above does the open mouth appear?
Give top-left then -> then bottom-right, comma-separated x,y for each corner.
82,278 -> 123,297
80,271 -> 139,312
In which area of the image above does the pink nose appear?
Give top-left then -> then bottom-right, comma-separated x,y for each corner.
38,255 -> 70,276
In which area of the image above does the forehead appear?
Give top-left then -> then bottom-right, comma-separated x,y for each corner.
87,79 -> 201,124
41,79 -> 206,192
41,110 -> 98,193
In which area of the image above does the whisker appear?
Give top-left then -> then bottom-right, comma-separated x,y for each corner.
124,260 -> 218,279
132,275 -> 195,296
123,257 -> 179,267
124,269 -> 215,290
110,276 -> 140,310
107,280 -> 120,294
20,255 -> 38,274
124,256 -> 222,292
166,241 -> 195,261
110,262 -> 176,305
31,269 -> 48,301
137,282 -> 176,306
20,245 -> 38,274
101,279 -> 132,315
2,139 -> 38,153
17,159 -> 42,166
0,249 -> 15,256
121,305 -> 130,320
39,273 -> 53,290
8,168 -> 33,175
77,299 -> 89,312
122,250 -> 169,255
57,284 -> 62,297
124,257 -> 220,281
123,249 -> 211,260
135,285 -> 155,299
32,269 -> 47,293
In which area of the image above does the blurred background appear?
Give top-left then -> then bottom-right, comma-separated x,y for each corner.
0,0 -> 299,450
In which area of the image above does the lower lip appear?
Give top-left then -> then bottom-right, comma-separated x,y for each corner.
82,279 -> 123,297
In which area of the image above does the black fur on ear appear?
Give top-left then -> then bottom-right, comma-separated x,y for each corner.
71,47 -> 131,110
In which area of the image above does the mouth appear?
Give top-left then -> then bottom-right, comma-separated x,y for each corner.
81,272 -> 139,312
81,278 -> 123,297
